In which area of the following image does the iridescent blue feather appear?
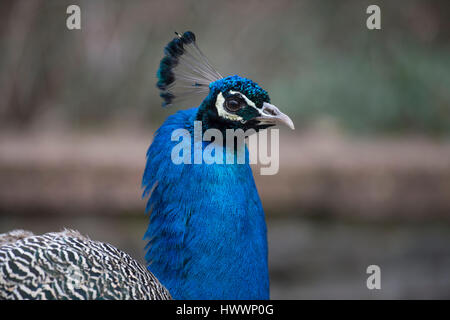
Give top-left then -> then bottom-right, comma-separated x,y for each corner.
142,108 -> 269,299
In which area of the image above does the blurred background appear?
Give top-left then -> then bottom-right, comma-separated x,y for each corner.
1,0 -> 450,299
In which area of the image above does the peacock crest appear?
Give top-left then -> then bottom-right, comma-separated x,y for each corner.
157,31 -> 223,107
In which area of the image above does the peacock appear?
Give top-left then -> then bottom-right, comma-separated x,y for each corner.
0,31 -> 293,300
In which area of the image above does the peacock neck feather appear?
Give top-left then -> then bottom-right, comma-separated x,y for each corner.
142,108 -> 269,299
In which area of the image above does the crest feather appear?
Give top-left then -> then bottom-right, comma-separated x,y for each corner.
156,31 -> 222,107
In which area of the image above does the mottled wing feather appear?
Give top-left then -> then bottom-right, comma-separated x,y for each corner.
0,230 -> 171,300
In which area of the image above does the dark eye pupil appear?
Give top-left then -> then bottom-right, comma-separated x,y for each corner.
226,99 -> 241,112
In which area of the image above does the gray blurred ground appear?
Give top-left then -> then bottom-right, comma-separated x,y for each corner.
1,0 -> 450,299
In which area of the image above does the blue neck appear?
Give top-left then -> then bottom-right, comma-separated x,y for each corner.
142,108 -> 269,299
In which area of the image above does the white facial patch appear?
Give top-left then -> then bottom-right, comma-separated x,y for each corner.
215,91 -> 260,123
215,92 -> 244,122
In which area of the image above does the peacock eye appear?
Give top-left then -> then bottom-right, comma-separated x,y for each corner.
225,97 -> 244,112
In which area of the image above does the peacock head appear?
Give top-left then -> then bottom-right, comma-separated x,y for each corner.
198,75 -> 294,132
156,31 -> 294,132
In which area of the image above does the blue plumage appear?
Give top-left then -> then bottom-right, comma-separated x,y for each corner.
143,108 -> 269,299
142,31 -> 293,300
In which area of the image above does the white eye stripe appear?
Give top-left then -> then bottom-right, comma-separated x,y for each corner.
229,91 -> 257,109
228,90 -> 266,118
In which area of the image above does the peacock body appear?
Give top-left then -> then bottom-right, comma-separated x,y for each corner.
143,107 -> 270,299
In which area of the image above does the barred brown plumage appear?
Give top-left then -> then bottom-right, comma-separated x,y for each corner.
0,229 -> 171,300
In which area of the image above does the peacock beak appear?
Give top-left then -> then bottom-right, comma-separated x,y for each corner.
255,102 -> 295,130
